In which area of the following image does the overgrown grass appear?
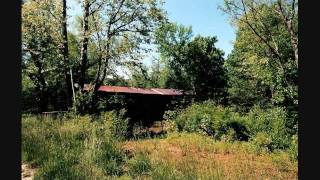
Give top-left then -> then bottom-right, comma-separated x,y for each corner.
122,133 -> 298,179
22,112 -> 127,179
22,111 -> 297,179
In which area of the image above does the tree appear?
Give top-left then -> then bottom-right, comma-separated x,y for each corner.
222,0 -> 298,130
148,58 -> 164,88
22,0 -> 82,112
222,0 -> 297,108
155,23 -> 193,90
155,23 -> 227,102
221,0 -> 298,67
185,36 -> 227,101
61,0 -> 73,107
128,64 -> 151,88
22,0 -> 63,112
75,0 -> 166,113
78,0 -> 90,91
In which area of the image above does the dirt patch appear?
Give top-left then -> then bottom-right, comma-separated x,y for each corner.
22,163 -> 36,180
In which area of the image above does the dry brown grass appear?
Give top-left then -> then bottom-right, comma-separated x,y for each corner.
121,133 -> 298,180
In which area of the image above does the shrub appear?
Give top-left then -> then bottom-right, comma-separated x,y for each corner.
74,92 -> 114,115
246,106 -> 291,150
165,102 -> 293,152
168,101 -> 249,141
102,109 -> 129,140
220,128 -> 237,142
250,132 -> 272,153
127,153 -> 152,178
95,140 -> 126,176
163,110 -> 182,133
74,92 -> 94,115
288,134 -> 298,161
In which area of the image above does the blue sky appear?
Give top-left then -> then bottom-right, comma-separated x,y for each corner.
163,0 -> 236,56
67,0 -> 236,66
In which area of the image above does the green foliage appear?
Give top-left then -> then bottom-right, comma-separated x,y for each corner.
155,22 -> 193,90
127,64 -> 153,88
22,0 -> 69,112
166,101 -> 293,151
288,134 -> 298,161
34,156 -> 82,180
22,74 -> 38,113
222,0 -> 298,122
219,0 -> 298,154
22,0 -> 167,113
22,115 -> 297,179
155,23 -> 227,101
184,36 -> 227,101
102,109 -> 129,140
246,106 -> 291,150
169,101 -> 249,141
22,114 -> 127,179
250,132 -> 272,153
93,139 -> 126,176
74,92 -> 92,114
127,153 -> 152,178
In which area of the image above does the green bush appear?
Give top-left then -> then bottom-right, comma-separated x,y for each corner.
127,153 -> 152,178
246,106 -> 291,150
95,140 -> 126,176
166,102 -> 293,152
169,101 -> 249,141
288,134 -> 298,161
102,109 -> 129,140
250,132 -> 272,153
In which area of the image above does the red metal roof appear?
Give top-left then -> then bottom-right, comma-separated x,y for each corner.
84,84 -> 185,95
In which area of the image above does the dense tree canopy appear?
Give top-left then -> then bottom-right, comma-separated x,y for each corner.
22,0 -> 167,113
22,0 -> 68,112
155,23 -> 227,102
222,0 -> 298,131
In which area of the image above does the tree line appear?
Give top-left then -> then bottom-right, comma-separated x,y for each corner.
22,0 -> 298,129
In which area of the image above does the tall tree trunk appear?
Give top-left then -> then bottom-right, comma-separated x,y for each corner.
79,0 -> 89,91
62,0 -> 72,107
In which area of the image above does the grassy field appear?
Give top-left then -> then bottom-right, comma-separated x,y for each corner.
22,114 -> 297,179
122,133 -> 297,179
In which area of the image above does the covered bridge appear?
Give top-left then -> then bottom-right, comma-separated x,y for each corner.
84,84 -> 191,127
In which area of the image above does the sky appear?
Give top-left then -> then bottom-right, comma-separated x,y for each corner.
163,0 -> 236,56
67,0 -> 236,67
